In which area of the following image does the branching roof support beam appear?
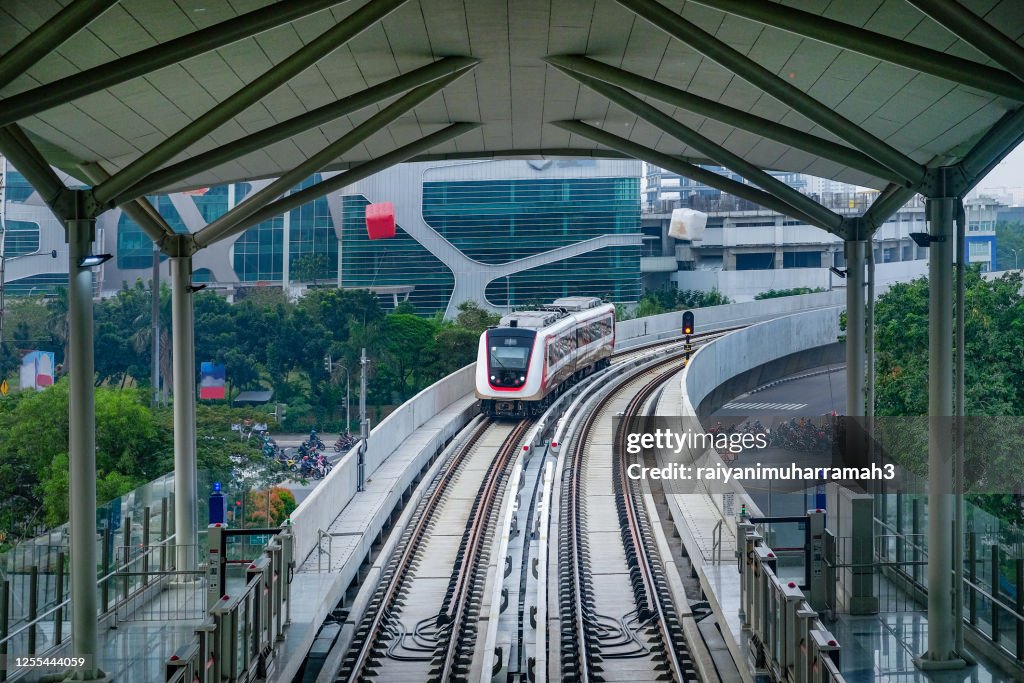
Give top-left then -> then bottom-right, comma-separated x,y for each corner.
77,162 -> 176,245
91,0 -> 410,208
117,57 -> 479,201
685,0 -> 1024,101
0,125 -> 73,220
958,107 -> 1024,192
559,70 -> 844,233
0,0 -> 119,93
905,0 -> 1024,83
862,183 -> 919,232
193,73 -> 466,248
615,0 -> 927,187
553,120 -> 839,236
0,0 -> 348,127
198,122 -> 480,248
546,55 -> 904,185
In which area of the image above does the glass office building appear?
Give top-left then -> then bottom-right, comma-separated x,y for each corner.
4,159 -> 643,317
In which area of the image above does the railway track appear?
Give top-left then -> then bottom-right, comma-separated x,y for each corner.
558,352 -> 701,682
337,418 -> 531,682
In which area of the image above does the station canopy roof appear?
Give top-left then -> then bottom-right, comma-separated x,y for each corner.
0,0 -> 1022,234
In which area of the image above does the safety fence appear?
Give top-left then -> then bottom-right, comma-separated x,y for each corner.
871,494 -> 1024,663
738,518 -> 846,683
164,524 -> 294,683
0,494 -> 183,681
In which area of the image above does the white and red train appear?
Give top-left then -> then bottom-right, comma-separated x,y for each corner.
475,297 -> 615,418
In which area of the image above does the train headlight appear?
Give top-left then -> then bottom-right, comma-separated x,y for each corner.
490,375 -> 495,380
519,376 -> 525,382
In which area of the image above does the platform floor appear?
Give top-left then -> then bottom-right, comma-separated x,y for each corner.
667,367 -> 1021,683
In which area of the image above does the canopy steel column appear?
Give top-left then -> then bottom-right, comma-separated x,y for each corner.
169,246 -> 198,572
845,239 -> 866,417
953,201 -> 969,660
67,217 -> 108,682
916,194 -> 964,670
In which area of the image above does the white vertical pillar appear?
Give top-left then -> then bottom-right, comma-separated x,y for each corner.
281,209 -> 290,292
67,217 -> 108,681
171,255 -> 197,572
917,195 -> 963,669
844,239 -> 866,417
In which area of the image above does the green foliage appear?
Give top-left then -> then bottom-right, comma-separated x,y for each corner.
754,287 -> 825,300
995,221 -> 1024,271
619,286 -> 732,320
873,270 -> 1024,526
290,253 -> 330,285
874,269 -> 1023,417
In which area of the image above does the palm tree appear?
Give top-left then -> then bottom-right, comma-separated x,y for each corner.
131,284 -> 172,404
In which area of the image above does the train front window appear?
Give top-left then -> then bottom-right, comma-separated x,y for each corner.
487,330 -> 535,385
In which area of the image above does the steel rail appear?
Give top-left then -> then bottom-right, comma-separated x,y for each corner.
561,348 -> 705,681
341,418 -> 493,682
435,419 -> 532,681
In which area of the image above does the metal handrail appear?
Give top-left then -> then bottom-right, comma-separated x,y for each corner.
0,534 -> 184,650
712,519 -> 723,564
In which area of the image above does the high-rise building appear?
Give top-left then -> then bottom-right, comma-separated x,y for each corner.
1,159 -> 643,318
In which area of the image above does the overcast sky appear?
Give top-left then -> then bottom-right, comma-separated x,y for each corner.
976,140 -> 1024,191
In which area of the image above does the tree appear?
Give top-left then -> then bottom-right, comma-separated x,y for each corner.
455,301 -> 500,333
995,221 -> 1024,271
244,486 -> 297,527
291,253 -> 330,286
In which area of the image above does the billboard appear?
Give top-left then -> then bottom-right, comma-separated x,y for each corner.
20,351 -> 55,391
199,362 -> 226,400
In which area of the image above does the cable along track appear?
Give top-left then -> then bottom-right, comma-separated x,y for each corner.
559,355 -> 698,682
339,418 -> 531,682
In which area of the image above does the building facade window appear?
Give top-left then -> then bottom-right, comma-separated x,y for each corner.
4,168 -> 36,203
340,194 -> 454,314
3,219 -> 40,257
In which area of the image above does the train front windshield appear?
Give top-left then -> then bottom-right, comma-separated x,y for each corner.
487,329 -> 535,385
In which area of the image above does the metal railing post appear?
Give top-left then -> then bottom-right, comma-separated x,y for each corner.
969,533 -> 977,626
991,544 -> 1001,641
101,527 -> 111,612
143,506 -> 151,587
911,498 -> 922,585
55,551 -> 65,645
160,497 -> 169,572
1016,558 -> 1023,659
28,565 -> 38,654
123,514 -> 132,608
0,579 -> 9,682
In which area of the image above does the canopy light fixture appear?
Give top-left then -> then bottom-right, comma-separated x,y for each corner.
77,253 -> 112,268
909,232 -> 946,247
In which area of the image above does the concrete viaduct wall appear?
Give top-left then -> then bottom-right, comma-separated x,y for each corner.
615,290 -> 843,347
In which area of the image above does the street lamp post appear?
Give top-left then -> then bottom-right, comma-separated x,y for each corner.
337,365 -> 351,432
1011,248 -> 1018,270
